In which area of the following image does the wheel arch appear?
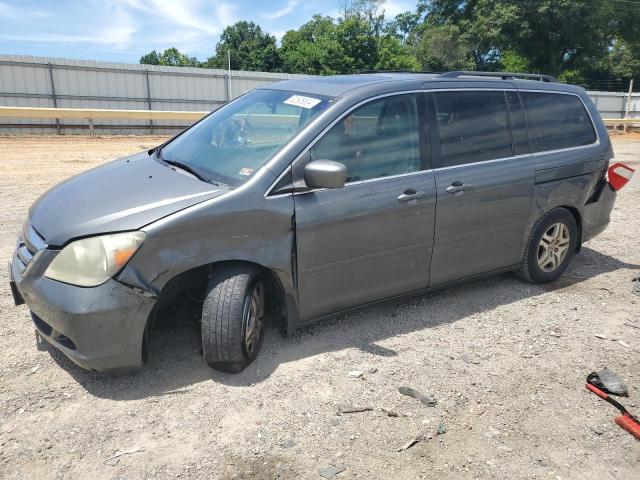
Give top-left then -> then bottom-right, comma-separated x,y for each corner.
554,205 -> 583,252
149,259 -> 295,337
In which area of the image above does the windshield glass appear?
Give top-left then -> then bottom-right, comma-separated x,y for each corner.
159,89 -> 334,188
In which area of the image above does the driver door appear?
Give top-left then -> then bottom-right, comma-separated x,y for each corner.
293,93 -> 437,321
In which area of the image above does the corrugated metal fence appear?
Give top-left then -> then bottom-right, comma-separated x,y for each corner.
0,55 -> 638,135
0,55 -> 308,134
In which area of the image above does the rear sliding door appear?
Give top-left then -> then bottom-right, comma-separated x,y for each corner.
428,89 -> 535,286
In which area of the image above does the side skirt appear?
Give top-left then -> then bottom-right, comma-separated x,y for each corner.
295,264 -> 520,329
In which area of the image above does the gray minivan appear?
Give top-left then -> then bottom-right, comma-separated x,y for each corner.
10,71 -> 629,373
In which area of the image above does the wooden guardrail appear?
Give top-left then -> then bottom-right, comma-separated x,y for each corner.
1,106 -> 638,135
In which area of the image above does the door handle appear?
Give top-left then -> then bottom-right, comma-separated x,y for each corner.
397,190 -> 430,202
446,181 -> 475,194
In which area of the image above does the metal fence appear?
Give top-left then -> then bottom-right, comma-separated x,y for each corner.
587,90 -> 639,120
0,55 -> 638,135
0,55 -> 308,134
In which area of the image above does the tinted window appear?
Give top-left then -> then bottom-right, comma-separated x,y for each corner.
433,91 -> 513,167
310,94 -> 421,182
521,92 -> 596,153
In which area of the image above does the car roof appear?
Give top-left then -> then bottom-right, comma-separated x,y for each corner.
261,73 -> 584,98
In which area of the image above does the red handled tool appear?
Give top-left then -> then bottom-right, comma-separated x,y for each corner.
585,383 -> 640,440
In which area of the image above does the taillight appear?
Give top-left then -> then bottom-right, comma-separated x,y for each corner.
608,163 -> 635,191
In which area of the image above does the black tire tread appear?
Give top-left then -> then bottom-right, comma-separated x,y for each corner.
202,265 -> 256,371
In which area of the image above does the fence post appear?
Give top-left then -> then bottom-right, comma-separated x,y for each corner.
224,73 -> 231,102
145,69 -> 154,134
47,63 -> 61,135
624,79 -> 634,133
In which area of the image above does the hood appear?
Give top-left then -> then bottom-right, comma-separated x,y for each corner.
29,152 -> 226,246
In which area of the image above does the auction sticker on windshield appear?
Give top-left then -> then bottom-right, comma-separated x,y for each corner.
284,95 -> 322,109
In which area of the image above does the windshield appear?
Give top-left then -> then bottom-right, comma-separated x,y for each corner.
159,89 -> 334,188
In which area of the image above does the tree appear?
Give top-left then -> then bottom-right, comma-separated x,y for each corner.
206,21 -> 281,72
140,48 -> 199,67
376,35 -> 421,70
336,14 -> 380,72
280,16 -> 351,75
414,24 -> 475,71
418,0 -> 640,76
140,50 -> 160,65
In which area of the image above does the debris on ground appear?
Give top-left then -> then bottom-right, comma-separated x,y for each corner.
381,407 -> 406,417
632,275 -> 640,296
103,447 -> 146,466
318,465 -> 346,478
397,431 -> 435,452
337,406 -> 373,415
594,334 -> 608,340
347,370 -> 364,379
587,369 -> 629,397
398,386 -> 437,407
461,354 -> 481,365
437,422 -> 446,435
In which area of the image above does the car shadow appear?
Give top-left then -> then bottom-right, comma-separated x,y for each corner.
49,246 -> 640,400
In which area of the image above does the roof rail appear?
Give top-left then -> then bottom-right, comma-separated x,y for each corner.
439,71 -> 555,82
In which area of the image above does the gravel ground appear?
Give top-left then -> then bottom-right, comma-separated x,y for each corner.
0,135 -> 639,480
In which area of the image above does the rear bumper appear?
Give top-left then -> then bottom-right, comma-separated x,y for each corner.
582,183 -> 617,242
10,252 -> 155,372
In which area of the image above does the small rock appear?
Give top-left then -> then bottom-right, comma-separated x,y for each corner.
461,354 -> 481,365
29,365 -> 40,375
348,370 -> 363,379
594,334 -> 607,340
398,386 -> 437,407
366,367 -> 378,374
437,422 -> 446,435
318,465 -> 346,478
281,439 -> 296,449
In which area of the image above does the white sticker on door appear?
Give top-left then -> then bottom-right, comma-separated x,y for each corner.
284,95 -> 322,109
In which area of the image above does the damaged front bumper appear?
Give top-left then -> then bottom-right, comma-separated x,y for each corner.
10,249 -> 155,372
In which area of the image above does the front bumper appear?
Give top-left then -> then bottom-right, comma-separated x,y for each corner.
10,250 -> 155,372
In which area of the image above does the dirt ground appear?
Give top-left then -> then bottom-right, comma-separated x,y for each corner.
0,135 -> 639,480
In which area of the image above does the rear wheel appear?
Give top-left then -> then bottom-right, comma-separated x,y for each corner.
518,208 -> 578,283
201,265 -> 265,373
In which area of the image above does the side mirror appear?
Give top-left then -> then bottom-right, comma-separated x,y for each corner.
304,160 -> 347,189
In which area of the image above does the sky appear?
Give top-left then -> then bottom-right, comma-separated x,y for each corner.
0,0 -> 413,64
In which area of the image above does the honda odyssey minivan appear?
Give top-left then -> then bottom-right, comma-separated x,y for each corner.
10,71 -> 634,373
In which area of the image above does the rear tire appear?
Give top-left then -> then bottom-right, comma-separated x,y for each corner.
201,265 -> 265,373
518,208 -> 578,284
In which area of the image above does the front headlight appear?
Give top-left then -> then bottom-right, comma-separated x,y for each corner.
44,231 -> 145,287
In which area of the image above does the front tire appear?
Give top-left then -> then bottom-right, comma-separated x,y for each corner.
518,208 -> 578,284
201,265 -> 265,373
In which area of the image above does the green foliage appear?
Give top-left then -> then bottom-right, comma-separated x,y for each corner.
500,51 -> 530,73
280,16 -> 350,75
138,0 -> 639,88
376,35 -> 421,71
607,40 -> 640,79
139,50 -> 160,65
205,21 -> 281,72
418,0 -> 640,78
414,24 -> 474,71
140,48 -> 200,67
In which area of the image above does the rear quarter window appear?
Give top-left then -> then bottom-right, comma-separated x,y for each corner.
520,92 -> 597,153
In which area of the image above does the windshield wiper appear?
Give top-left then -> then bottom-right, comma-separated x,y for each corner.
156,150 -> 209,183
